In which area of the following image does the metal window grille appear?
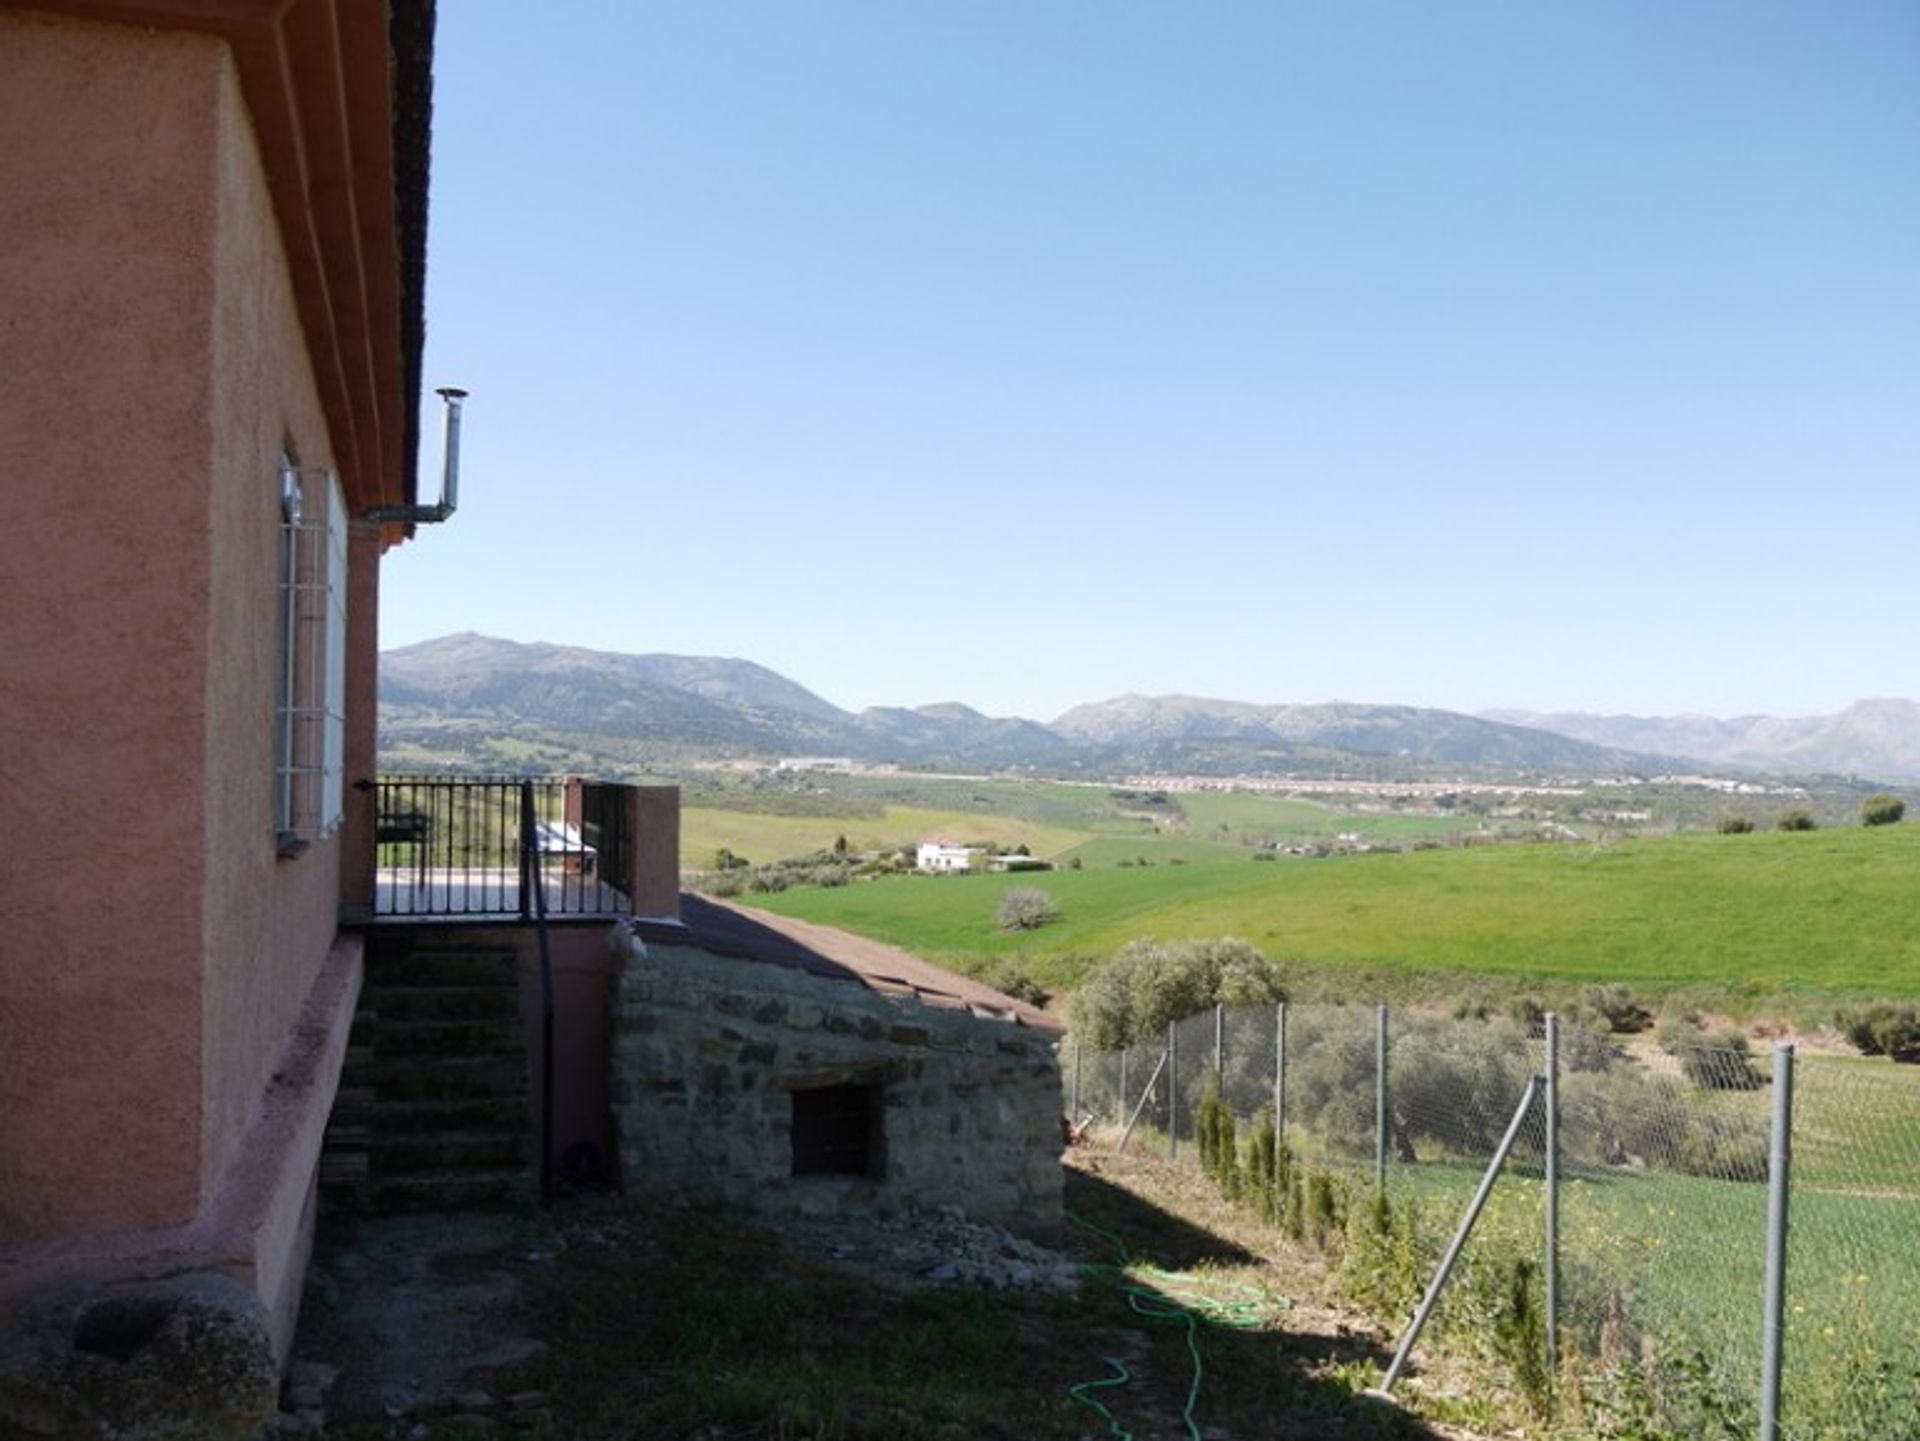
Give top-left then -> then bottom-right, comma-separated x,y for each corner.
276,464 -> 347,845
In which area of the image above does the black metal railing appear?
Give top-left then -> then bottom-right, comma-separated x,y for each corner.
576,780 -> 633,901
368,773 -> 632,920
518,781 -> 556,1208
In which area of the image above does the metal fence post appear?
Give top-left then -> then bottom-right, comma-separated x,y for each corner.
1545,1011 -> 1560,1385
1168,1020 -> 1179,1161
1274,1000 -> 1288,1163
1119,1047 -> 1129,1127
1375,1002 -> 1389,1190
1759,1042 -> 1795,1441
1070,1036 -> 1081,1123
1214,1002 -> 1225,1079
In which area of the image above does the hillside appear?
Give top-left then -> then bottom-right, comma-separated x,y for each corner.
1484,699 -> 1920,782
738,823 -> 1920,1002
381,633 -> 1661,779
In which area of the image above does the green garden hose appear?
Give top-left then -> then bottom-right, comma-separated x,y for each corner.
1064,1209 -> 1288,1440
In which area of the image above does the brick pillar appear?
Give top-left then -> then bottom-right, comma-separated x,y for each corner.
627,785 -> 681,920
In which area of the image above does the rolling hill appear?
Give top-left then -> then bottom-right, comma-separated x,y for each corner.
380,633 -> 1920,783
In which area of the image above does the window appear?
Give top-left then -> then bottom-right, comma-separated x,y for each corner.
791,1081 -> 885,1177
275,458 -> 347,850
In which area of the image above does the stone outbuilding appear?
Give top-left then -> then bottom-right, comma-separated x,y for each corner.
609,898 -> 1064,1227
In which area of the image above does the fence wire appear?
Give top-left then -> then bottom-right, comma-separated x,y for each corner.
1780,1056 -> 1920,1441
1063,1008 -> 1920,1441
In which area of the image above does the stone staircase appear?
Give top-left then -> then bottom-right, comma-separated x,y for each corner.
322,938 -> 537,1214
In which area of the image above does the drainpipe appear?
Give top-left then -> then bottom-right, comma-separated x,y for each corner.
366,387 -> 467,524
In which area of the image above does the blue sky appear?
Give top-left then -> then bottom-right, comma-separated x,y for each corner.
386,2 -> 1920,722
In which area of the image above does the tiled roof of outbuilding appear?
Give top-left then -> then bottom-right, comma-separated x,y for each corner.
630,896 -> 1064,1034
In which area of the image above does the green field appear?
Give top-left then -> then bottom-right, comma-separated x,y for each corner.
681,774 -> 1532,869
680,803 -> 1091,870
740,824 -> 1920,1000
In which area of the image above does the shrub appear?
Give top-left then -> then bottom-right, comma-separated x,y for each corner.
1506,994 -> 1546,1033
1716,815 -> 1755,834
1777,808 -> 1818,831
1582,983 -> 1649,1034
1196,1079 -> 1240,1198
1836,1003 -> 1920,1061
982,961 -> 1049,1008
995,887 -> 1059,932
1664,1024 -> 1765,1091
1067,937 -> 1285,1050
1861,794 -> 1907,827
1560,1016 -> 1620,1073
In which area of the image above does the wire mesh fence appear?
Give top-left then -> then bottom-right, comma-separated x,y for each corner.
1780,1056 -> 1920,1441
1063,1004 -> 1920,1441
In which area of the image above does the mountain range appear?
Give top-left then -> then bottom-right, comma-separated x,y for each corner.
380,633 -> 1920,783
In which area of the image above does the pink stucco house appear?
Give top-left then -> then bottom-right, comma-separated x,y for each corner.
0,0 -> 442,1417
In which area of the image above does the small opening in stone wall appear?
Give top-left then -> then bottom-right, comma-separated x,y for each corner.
72,1296 -> 173,1363
791,1081 -> 884,1178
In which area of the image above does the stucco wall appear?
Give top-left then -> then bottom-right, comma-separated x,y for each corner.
0,14 -> 228,1240
199,43 -> 344,1204
610,941 -> 1064,1226
0,12 -> 358,1265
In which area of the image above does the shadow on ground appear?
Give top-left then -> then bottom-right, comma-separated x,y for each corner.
1054,1160 -> 1470,1440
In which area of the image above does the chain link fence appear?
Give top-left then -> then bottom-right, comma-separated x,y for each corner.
1064,1004 -> 1920,1441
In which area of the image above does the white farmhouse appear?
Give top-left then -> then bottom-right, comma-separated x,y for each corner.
915,841 -> 978,874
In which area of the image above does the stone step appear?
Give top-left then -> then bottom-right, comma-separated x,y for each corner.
364,1016 -> 524,1057
338,1045 -> 378,1089
367,948 -> 519,988
331,1095 -> 531,1136
370,1168 -> 536,1215
366,1129 -> 532,1174
358,984 -> 522,1022
318,1151 -> 369,1208
367,1054 -> 528,1101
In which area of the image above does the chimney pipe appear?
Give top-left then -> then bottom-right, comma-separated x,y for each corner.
367,386 -> 467,524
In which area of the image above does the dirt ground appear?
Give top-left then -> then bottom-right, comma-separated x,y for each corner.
276,1149 -> 1505,1440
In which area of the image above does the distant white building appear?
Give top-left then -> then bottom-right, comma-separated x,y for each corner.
916,841 -> 978,874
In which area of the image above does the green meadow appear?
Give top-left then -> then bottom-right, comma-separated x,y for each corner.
740,824 -> 1920,1001
682,774 -> 1518,869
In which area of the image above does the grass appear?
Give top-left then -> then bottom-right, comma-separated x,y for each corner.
680,774 -> 1496,868
741,825 -> 1920,1001
1368,1143 -> 1920,1439
680,803 -> 1088,869
481,1156 -> 1471,1441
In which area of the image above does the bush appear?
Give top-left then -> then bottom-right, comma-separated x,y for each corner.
995,887 -> 1059,932
1861,794 -> 1907,827
982,963 -> 1049,1008
1836,1003 -> 1920,1061
1777,808 -> 1818,831
1196,1079 -> 1240,1198
1559,1016 -> 1620,1073
1663,1023 -> 1765,1091
1716,815 -> 1755,834
1506,994 -> 1546,1033
1068,937 -> 1285,1049
1581,983 -> 1649,1034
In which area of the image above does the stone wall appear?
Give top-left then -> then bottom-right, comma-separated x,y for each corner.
609,937 -> 1063,1227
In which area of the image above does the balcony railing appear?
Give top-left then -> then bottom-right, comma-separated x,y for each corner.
369,774 -> 634,920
